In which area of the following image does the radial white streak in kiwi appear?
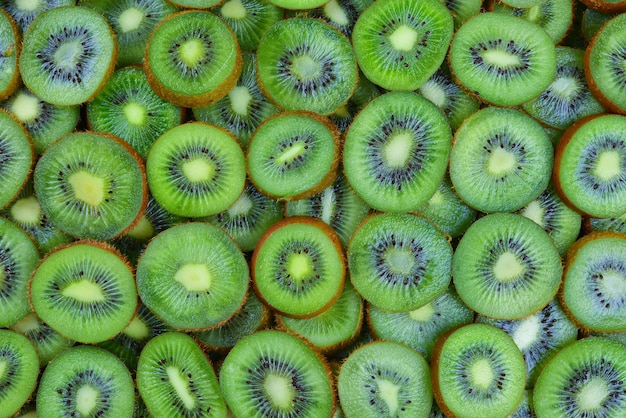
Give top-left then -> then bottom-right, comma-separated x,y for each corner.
594,151 -> 621,181
10,196 -> 41,225
377,380 -> 400,415
319,188 -> 335,225
389,25 -> 419,52
487,147 -> 516,176
127,216 -> 155,240
470,359 -> 495,390
69,171 -> 105,206
324,0 -> 349,26
166,366 -> 196,410
408,303 -> 435,321
174,264 -> 212,292
483,49 -> 521,68
123,316 -> 150,340
576,378 -> 609,412
264,374 -> 296,409
179,39 -> 206,68
511,315 -> 540,351
118,7 -> 144,33
229,86 -> 253,116
385,248 -> 416,275
291,55 -> 321,81
493,252 -> 524,282
182,158 -> 215,183
227,192 -> 253,217
62,280 -> 106,302
599,270 -> 626,298
419,80 -> 447,108
76,386 -> 99,416
384,133 -> 413,168
221,0 -> 247,19
10,92 -> 40,123
124,102 -> 147,126
16,0 -> 40,11
287,253 -> 313,281
521,200 -> 545,228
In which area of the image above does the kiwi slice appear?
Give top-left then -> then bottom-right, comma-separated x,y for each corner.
29,240 -> 138,344
37,345 -> 135,417
256,17 -> 358,116
34,131 -> 147,241
509,390 -> 534,418
560,231 -> 626,333
144,10 -> 242,108
168,0 -> 223,8
449,13 -> 556,107
247,111 -> 341,201
533,337 -> 626,417
453,213 -> 563,320
329,71 -> 381,133
0,10 -> 20,102
136,332 -> 228,417
87,66 -> 183,160
304,0 -> 373,38
351,0 -> 453,91
580,0 -> 626,13
581,8 -> 615,43
439,0 -> 481,29
213,0 -> 283,51
252,216 -> 346,318
147,122 -> 246,218
0,330 -> 39,418
348,212 -> 453,312
588,213 -> 626,235
136,222 -> 249,330
449,106 -> 554,213
431,323 -> 526,418
0,110 -> 34,211
0,0 -> 75,33
552,114 -> 626,218
338,340 -> 432,417
220,330 -> 335,418
19,6 -> 118,106
342,91 -> 451,213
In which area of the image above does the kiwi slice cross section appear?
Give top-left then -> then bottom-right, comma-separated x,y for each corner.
0,10 -> 20,102
0,110 -> 34,211
0,330 -> 39,418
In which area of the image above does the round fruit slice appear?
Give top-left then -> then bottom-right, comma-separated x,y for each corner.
0,330 -> 39,418
0,10 -> 20,101
0,110 -> 33,211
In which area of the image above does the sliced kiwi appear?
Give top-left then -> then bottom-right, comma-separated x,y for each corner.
581,8 -> 615,43
453,213 -> 563,320
136,222 -> 249,330
19,6 -> 118,106
348,212 -> 453,312
136,332 -> 228,417
588,213 -> 626,235
0,329 -> 39,418
146,122 -> 246,218
37,345 -> 135,418
29,240 -> 138,343
338,341 -> 432,417
34,131 -> 147,240
579,0 -> 626,15
304,0 -> 373,38
0,110 -> 34,211
533,337 -> 626,417
438,0 -> 481,28
431,323 -> 526,418
342,91 -> 451,213
449,13 -> 556,106
168,0 -> 223,8
329,71 -> 381,133
351,0 -> 453,91
0,9 -> 20,101
509,390 -> 534,418
220,330 -> 335,418
0,0 -> 75,33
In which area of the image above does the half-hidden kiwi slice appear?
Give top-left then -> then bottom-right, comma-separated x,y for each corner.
146,122 -> 246,218
552,114 -> 626,219
0,329 -> 39,418
136,332 -> 228,417
342,91 -> 451,213
19,6 -> 118,106
453,213 -> 563,320
220,330 -> 335,418
213,0 -> 283,51
34,131 -> 147,241
431,323 -> 526,418
533,337 -> 626,417
37,345 -> 135,418
338,340 -> 433,417
304,0 -> 374,38
256,17 -> 358,116
29,240 -> 138,344
144,10 -> 242,108
0,110 -> 34,211
0,9 -> 20,102
136,222 -> 249,330
0,0 -> 75,33
348,212 -> 453,313
251,216 -> 345,318
352,0 -> 453,91
449,13 -> 556,107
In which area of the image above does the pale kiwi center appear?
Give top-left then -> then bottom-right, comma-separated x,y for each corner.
384,133 -> 413,168
229,86 -> 253,116
319,188 -> 335,224
127,216 -> 155,240
54,41 -> 83,69
483,49 -> 521,67
377,380 -> 400,415
179,39 -> 206,68
292,55 -> 321,81
419,80 -> 447,108
16,0 -> 40,11
511,315 -> 541,351
594,151 -> 621,181
264,374 -> 296,409
389,25 -> 418,52
287,253 -> 313,281
118,7 -> 144,33
183,158 -> 215,183
521,200 -> 545,228
324,0 -> 349,25
0,360 -> 7,380
174,264 -> 212,292
10,196 -> 41,225
527,5 -> 541,22
333,105 -> 350,118
10,312 -> 39,333
124,102 -> 147,126
408,303 -> 435,321
577,378 -> 609,412
62,280 -> 105,302
69,171 -> 105,206
493,251 -> 524,282
227,192 -> 253,217
10,92 -> 41,123
221,0 -> 247,19
598,269 -> 626,298
550,77 -> 579,100
470,359 -> 495,390
76,386 -> 99,416
167,366 -> 196,409
427,190 -> 444,206
488,147 -> 516,176
385,248 -> 416,275
122,316 -> 150,339
277,142 -> 306,165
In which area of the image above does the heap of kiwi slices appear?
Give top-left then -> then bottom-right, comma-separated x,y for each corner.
3,1 -> 626,416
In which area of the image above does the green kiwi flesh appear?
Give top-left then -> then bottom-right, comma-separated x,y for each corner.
0,329 -> 39,418
0,110 -> 34,211
0,10 -> 20,101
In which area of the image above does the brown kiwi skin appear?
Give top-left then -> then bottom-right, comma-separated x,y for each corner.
0,110 -> 34,211
579,0 -> 626,13
251,216 -> 346,319
429,325 -> 460,418
0,9 -> 21,102
246,110 -> 342,202
143,10 -> 243,108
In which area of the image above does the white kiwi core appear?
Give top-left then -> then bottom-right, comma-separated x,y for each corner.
389,25 -> 418,52
62,280 -> 105,303
229,86 -> 253,116
264,374 -> 296,409
384,133 -> 413,168
577,378 -> 609,412
598,269 -> 626,298
76,386 -> 99,416
291,55 -> 320,81
221,0 -> 247,19
69,171 -> 105,206
227,192 -> 253,217
10,312 -> 39,333
483,49 -> 521,67
10,196 -> 41,225
550,77 -> 579,100
493,251 -> 524,282
123,316 -> 150,340
512,315 -> 541,351
10,92 -> 40,123
385,248 -> 416,275
521,200 -> 545,228
594,151 -> 621,181
16,0 -> 40,12
488,147 -> 516,176
179,39 -> 206,68
174,264 -> 212,292
167,366 -> 196,409
54,41 -> 83,69
183,158 -> 215,183
419,80 -> 447,108
286,253 -> 313,281
324,0 -> 349,25
409,303 -> 435,322
377,380 -> 400,415
127,216 -> 155,240
118,7 -> 144,33
470,358 -> 494,390
124,102 -> 147,126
